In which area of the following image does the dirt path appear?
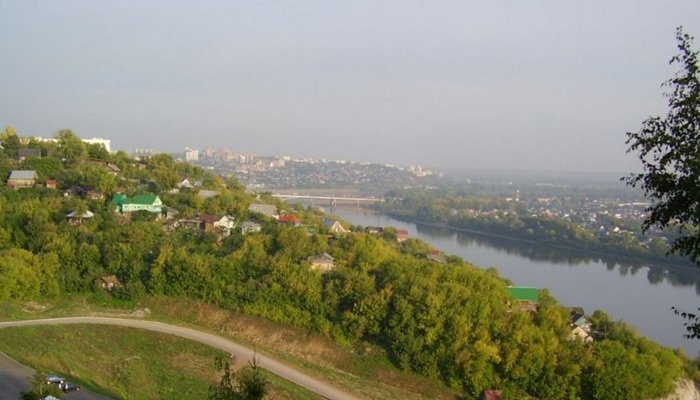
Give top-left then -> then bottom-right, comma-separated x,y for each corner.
0,317 -> 360,400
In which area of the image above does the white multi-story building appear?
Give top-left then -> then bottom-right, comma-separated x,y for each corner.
31,136 -> 112,153
83,137 -> 111,153
184,147 -> 199,161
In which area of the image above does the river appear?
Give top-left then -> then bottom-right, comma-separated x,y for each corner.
327,206 -> 700,356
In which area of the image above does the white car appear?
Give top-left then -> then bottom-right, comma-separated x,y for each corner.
45,375 -> 65,385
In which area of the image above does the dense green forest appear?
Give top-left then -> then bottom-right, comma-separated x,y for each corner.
375,188 -> 693,267
0,128 -> 691,399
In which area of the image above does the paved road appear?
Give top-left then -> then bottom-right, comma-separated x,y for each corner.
0,317 -> 360,400
0,350 -> 111,400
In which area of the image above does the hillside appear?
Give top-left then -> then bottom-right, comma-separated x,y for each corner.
0,130 -> 692,399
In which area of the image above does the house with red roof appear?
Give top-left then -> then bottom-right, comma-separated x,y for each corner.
278,214 -> 302,227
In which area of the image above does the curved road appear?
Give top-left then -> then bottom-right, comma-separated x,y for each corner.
0,317 -> 360,400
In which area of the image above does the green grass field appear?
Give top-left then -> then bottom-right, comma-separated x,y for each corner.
0,295 -> 460,400
0,324 -> 321,400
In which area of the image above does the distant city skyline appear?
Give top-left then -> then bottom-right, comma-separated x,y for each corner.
2,1 -> 699,173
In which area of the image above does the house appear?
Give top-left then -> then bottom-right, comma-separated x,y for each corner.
17,148 -> 41,161
63,184 -> 104,200
86,188 -> 105,200
241,220 -> 262,235
177,178 -> 194,189
215,215 -> 236,230
506,286 -> 539,312
198,214 -> 236,233
66,210 -> 94,226
308,253 -> 335,272
7,170 -> 38,189
569,307 -> 593,342
199,214 -> 220,232
64,184 -> 88,198
570,325 -> 594,343
97,275 -> 122,290
169,178 -> 194,193
248,203 -> 279,219
322,219 -> 347,234
44,179 -> 58,189
365,226 -> 383,234
89,160 -> 121,175
278,214 -> 302,226
396,229 -> 409,242
112,194 -> 163,214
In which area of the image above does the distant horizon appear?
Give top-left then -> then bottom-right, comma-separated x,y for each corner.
17,129 -> 642,179
3,1 -> 698,174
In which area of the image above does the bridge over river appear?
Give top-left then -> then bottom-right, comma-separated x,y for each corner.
272,193 -> 383,206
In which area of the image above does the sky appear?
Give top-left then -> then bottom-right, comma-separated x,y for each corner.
1,1 -> 699,173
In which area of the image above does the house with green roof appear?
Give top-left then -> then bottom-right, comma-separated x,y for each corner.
506,286 -> 539,312
112,193 -> 163,214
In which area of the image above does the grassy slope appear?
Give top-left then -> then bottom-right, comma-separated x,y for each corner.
0,324 -> 321,400
0,295 -> 461,400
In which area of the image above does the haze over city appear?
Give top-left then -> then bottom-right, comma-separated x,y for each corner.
2,1 -> 700,173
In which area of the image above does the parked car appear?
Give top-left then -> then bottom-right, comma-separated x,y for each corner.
45,375 -> 65,385
61,382 -> 80,392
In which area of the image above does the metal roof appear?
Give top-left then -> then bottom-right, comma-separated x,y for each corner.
506,286 -> 539,302
8,170 -> 37,180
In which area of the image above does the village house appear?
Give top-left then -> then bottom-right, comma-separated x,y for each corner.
97,275 -> 122,290
322,219 -> 347,234
365,226 -> 383,234
569,307 -> 594,342
506,286 -> 539,312
44,179 -> 58,189
63,184 -> 104,200
112,193 -> 163,214
199,214 -> 236,234
308,253 -> 335,272
396,229 -> 409,243
7,170 -> 38,189
278,214 -> 302,227
177,178 -> 194,189
89,160 -> 121,176
66,210 -> 94,226
240,220 -> 262,235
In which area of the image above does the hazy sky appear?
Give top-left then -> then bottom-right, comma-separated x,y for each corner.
1,1 -> 699,173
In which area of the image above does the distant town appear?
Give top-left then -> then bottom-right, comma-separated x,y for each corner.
136,145 -> 438,191
24,137 -> 675,254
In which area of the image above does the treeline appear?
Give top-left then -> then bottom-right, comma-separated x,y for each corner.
376,188 -> 693,267
0,127 -> 690,399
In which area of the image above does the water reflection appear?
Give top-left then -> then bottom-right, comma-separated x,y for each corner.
410,220 -> 700,290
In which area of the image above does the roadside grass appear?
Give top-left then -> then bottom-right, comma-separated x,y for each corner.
0,295 -> 462,400
146,297 -> 460,400
0,324 -> 321,400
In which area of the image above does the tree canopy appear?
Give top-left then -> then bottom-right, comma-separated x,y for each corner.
625,27 -> 700,264
0,127 -> 689,399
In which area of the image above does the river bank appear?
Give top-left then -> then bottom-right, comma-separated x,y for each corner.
328,206 -> 700,356
381,211 -> 699,272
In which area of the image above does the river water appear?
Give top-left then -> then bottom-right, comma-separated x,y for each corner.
327,206 -> 700,356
